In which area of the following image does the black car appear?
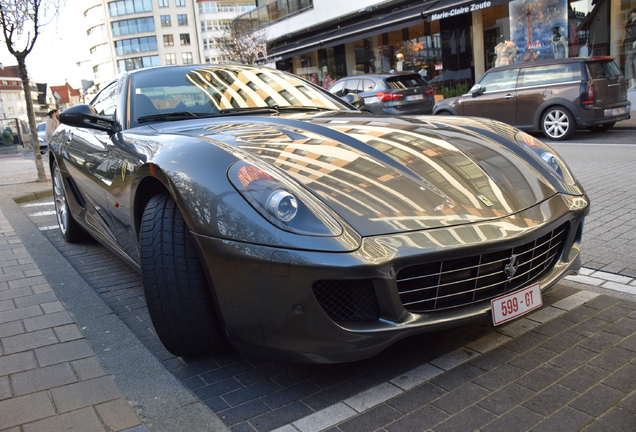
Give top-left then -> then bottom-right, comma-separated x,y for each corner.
433,57 -> 631,140
50,64 -> 588,363
329,72 -> 435,115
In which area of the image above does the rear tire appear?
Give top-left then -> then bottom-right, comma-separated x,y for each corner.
541,106 -> 576,140
140,193 -> 227,357
52,161 -> 86,243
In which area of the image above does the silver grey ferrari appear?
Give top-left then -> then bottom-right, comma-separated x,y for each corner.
50,64 -> 589,363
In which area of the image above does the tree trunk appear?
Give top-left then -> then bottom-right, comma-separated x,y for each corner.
16,56 -> 48,183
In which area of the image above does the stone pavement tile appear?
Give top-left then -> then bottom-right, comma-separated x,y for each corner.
540,331 -> 587,353
468,347 -> 517,372
619,391 -> 636,414
605,317 -> 636,337
0,391 -> 56,430
583,295 -> 621,310
522,384 -> 579,416
1,328 -> 57,354
0,376 -> 10,400
70,356 -> 108,380
508,347 -> 558,371
569,384 -> 626,417
429,363 -> 484,391
517,364 -> 567,392
21,406 -> 106,432
95,398 -> 142,431
338,404 -> 402,432
251,402 -> 314,432
0,351 -> 38,376
594,305 -> 634,323
528,406 -> 593,432
23,310 -> 74,332
480,406 -> 543,432
12,292 -> 57,309
549,346 -> 597,371
431,383 -> 489,415
50,376 -> 122,413
477,383 -> 534,416
0,320 -> 24,338
503,331 -> 548,354
560,306 -> 598,324
589,346 -> 636,371
622,333 -> 636,353
34,338 -> 93,366
532,317 -> 575,337
384,405 -> 448,432
602,364 -> 636,393
558,364 -> 611,393
568,318 -> 611,337
581,408 -> 636,432
472,363 -> 526,392
386,383 -> 446,414
53,323 -> 83,342
0,304 -> 42,324
10,362 -> 77,396
432,405 -> 496,432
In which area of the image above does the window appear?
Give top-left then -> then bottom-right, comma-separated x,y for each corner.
163,34 -> 174,46
176,0 -> 185,6
5,93 -> 11,101
177,14 -> 187,26
479,70 -> 519,93
165,53 -> 176,65
7,107 -> 14,115
90,43 -> 108,55
92,82 -> 118,118
161,15 -> 171,27
519,64 -> 579,88
108,0 -> 152,17
117,55 -> 159,73
17,107 -> 24,114
158,0 -> 168,7
201,19 -> 229,32
87,24 -> 106,37
111,17 -> 155,36
180,33 -> 190,45
344,79 -> 361,94
114,36 -> 158,55
182,52 -> 193,64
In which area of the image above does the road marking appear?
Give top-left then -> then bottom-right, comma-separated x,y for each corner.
29,210 -> 56,217
22,201 -> 54,207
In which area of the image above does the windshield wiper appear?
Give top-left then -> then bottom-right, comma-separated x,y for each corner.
219,106 -> 335,115
137,111 -> 220,123
275,106 -> 335,112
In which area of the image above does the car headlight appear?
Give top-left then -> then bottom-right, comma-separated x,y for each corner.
515,131 -> 576,186
228,161 -> 343,237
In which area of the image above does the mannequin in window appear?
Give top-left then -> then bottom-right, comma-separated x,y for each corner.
624,9 -> 636,88
494,36 -> 516,67
551,26 -> 568,59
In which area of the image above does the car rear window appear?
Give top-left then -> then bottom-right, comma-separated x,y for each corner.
587,60 -> 622,79
518,64 -> 581,87
386,75 -> 428,89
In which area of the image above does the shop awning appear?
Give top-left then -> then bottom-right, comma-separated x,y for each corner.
422,0 -> 513,21
269,3 -> 437,60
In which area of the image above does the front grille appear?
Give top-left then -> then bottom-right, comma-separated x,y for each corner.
397,223 -> 568,312
313,279 -> 380,322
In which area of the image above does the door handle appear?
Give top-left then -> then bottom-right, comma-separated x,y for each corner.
607,83 -> 620,87
505,94 -> 515,99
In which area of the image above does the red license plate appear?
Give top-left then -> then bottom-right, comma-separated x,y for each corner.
491,283 -> 543,326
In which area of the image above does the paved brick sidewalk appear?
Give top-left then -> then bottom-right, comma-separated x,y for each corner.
0,207 -> 147,431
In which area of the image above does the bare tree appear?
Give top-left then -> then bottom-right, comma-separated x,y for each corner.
0,0 -> 62,182
218,17 -> 267,65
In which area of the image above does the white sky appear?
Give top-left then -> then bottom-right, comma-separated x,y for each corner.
0,0 -> 90,88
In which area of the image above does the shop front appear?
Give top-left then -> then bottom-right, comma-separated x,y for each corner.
270,0 -> 633,93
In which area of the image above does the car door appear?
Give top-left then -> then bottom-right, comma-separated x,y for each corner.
461,69 -> 519,125
60,82 -> 121,247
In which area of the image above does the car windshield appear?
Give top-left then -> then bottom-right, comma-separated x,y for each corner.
129,65 -> 348,127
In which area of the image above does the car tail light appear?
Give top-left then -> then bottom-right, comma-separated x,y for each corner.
376,92 -> 403,102
582,84 -> 594,105
425,87 -> 435,96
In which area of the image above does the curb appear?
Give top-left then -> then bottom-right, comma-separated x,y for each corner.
12,188 -> 53,203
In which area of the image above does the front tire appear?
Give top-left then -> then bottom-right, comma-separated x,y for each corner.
52,161 -> 85,243
541,107 -> 576,140
140,193 -> 227,357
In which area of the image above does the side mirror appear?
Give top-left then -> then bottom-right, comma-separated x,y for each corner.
342,93 -> 365,110
59,104 -> 116,133
469,84 -> 484,97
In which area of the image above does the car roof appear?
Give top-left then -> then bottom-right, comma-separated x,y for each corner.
485,56 -> 615,73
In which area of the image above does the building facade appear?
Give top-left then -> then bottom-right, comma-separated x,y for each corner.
256,0 -> 632,92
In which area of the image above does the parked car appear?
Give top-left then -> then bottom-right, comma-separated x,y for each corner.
433,57 -> 631,140
328,72 -> 435,115
36,122 -> 48,153
50,64 -> 588,363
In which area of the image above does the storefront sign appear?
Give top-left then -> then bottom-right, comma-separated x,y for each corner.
424,0 -> 511,22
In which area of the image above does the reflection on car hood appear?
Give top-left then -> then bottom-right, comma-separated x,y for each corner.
151,113 -> 558,236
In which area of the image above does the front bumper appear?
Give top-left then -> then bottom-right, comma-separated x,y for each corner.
193,193 -> 589,363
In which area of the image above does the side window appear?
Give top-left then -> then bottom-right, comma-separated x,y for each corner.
362,79 -> 375,92
329,81 -> 345,97
344,79 -> 361,95
479,70 -> 519,93
91,82 -> 118,118
519,64 -> 579,87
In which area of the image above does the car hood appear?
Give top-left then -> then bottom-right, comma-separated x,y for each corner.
150,113 -> 558,237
